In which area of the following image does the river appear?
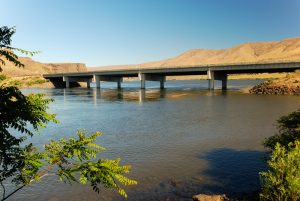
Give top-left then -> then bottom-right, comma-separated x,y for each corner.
9,80 -> 300,201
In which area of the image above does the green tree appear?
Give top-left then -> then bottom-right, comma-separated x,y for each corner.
264,110 -> 300,149
260,141 -> 300,201
0,26 -> 137,200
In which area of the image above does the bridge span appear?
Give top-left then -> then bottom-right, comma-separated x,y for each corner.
43,61 -> 300,90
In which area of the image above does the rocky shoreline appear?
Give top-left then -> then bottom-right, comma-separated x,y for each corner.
249,72 -> 300,95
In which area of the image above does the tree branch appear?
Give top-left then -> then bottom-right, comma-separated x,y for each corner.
0,181 -> 6,200
1,185 -> 24,201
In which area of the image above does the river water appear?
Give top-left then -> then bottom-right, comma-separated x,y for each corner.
8,80 -> 300,201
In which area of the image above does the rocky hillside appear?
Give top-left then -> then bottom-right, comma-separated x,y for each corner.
1,57 -> 87,77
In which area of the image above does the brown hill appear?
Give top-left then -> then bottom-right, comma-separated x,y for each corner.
2,57 -> 87,77
138,37 -> 300,68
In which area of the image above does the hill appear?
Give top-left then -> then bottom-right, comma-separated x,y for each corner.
1,57 -> 87,77
139,37 -> 300,68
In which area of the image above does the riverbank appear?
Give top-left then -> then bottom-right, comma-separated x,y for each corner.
0,75 -> 54,88
249,71 -> 300,95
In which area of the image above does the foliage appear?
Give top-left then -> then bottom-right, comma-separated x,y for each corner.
263,110 -> 300,149
0,84 -> 137,201
26,77 -> 48,86
0,26 -> 137,200
260,141 -> 300,201
43,130 -> 137,197
0,26 -> 39,71
0,74 -> 6,81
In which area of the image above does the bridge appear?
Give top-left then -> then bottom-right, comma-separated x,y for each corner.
43,61 -> 300,90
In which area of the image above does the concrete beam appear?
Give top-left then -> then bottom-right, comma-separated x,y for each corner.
98,75 -> 123,82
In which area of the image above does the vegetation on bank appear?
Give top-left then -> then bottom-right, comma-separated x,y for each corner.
0,74 -> 50,88
260,109 -> 300,201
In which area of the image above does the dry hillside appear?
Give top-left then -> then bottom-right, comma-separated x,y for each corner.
1,57 -> 87,77
138,37 -> 300,68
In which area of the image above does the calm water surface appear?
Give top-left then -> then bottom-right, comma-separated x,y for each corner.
8,80 -> 300,200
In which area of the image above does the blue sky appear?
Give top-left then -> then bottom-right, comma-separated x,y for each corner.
1,0 -> 300,67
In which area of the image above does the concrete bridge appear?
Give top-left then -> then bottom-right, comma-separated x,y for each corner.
43,61 -> 300,90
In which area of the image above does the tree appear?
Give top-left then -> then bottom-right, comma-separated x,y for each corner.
0,26 -> 137,200
263,109 -> 300,150
260,141 -> 300,201
260,110 -> 300,201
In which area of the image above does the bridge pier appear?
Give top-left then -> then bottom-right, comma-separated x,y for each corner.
215,72 -> 228,90
207,69 -> 214,90
221,76 -> 227,90
96,75 -> 123,89
93,75 -> 101,88
138,72 -> 165,89
117,81 -> 121,89
63,76 -> 70,88
63,76 -> 92,88
207,69 -> 228,90
139,72 -> 146,89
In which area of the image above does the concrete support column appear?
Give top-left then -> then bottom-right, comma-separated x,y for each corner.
63,76 -> 70,88
160,80 -> 165,89
221,75 -> 228,90
117,81 -> 121,89
94,75 -> 100,88
139,72 -> 146,89
207,69 -> 214,90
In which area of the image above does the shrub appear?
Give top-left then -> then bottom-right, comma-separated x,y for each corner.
260,141 -> 300,201
263,110 -> 300,150
27,78 -> 48,86
0,74 -> 7,81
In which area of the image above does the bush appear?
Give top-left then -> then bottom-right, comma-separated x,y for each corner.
264,110 -> 300,149
0,74 -> 7,81
260,141 -> 300,201
27,78 -> 48,86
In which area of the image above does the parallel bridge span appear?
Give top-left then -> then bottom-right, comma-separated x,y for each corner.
43,61 -> 300,90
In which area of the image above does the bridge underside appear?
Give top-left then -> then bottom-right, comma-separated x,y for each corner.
44,64 -> 300,90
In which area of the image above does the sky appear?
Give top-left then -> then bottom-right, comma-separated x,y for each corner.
1,0 -> 300,67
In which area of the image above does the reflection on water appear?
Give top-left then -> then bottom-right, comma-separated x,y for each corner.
12,80 -> 300,201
